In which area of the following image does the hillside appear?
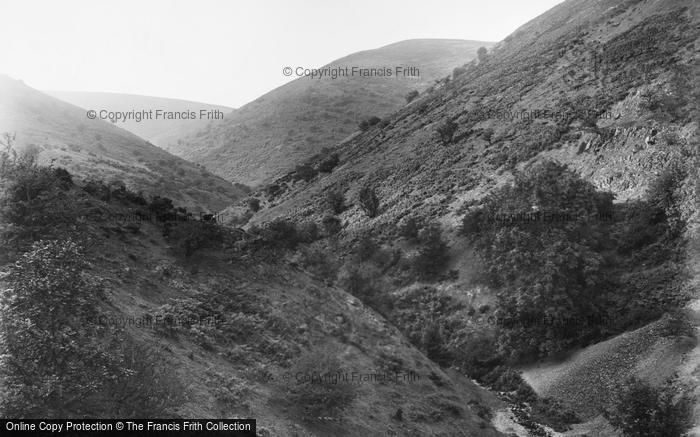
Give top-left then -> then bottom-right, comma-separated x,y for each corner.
0,160 -> 505,435
231,0 -> 699,433
171,39 -> 493,187
45,91 -> 233,150
0,76 -> 248,212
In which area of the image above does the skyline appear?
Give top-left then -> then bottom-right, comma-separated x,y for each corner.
1,0 -> 564,107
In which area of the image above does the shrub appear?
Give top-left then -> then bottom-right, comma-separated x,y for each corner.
423,323 -> 449,364
0,240 -> 99,416
358,185 -> 380,218
149,196 -> 175,221
0,147 -> 78,243
399,216 -> 423,240
477,46 -> 488,63
354,233 -> 379,261
452,66 -> 467,78
297,221 -> 320,243
358,116 -> 382,131
260,218 -> 300,249
338,264 -> 390,312
436,119 -> 458,145
481,128 -> 494,143
318,153 -> 340,173
246,197 -> 261,212
283,345 -> 357,418
321,214 -> 342,235
406,90 -> 419,103
169,221 -> 222,257
294,164 -> 318,182
325,189 -> 346,214
413,222 -> 450,279
605,378 -> 693,437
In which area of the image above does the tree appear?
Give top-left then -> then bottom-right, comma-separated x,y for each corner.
405,90 -> 419,103
414,222 -> 450,279
477,46 -> 488,63
358,185 -> 380,218
605,378 -> 693,437
0,239 -> 103,416
466,161 -> 614,358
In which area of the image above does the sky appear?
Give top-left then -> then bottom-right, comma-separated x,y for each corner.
0,0 -> 564,108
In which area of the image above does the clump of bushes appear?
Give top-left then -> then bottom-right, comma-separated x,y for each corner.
605,377 -> 693,437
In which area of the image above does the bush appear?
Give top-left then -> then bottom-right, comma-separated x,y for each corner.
358,116 -> 382,131
169,221 -> 222,257
436,119 -> 458,145
260,218 -> 301,249
399,216 -> 423,240
294,164 -> 318,182
246,197 -> 261,212
318,153 -> 340,173
477,46 -> 488,63
452,66 -> 467,78
358,185 -> 380,218
325,189 -> 346,214
0,239 -> 181,417
297,221 -> 320,243
321,214 -> 342,235
406,90 -> 419,103
283,345 -> 357,418
605,378 -> 693,437
413,223 -> 450,279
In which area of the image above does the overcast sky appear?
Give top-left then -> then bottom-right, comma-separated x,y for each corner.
1,0 -> 563,108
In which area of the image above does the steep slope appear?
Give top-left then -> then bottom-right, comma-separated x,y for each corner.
45,91 -> 233,150
0,175 -> 506,436
233,0 -> 698,432
0,76 -> 248,212
173,39 -> 493,186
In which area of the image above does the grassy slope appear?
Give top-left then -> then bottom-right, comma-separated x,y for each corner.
171,39 -> 493,187
79,192 -> 505,436
0,76 -> 248,212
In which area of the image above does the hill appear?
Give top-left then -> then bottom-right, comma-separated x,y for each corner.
231,0 -> 699,433
171,39 -> 493,187
0,76 -> 248,212
45,91 -> 233,149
